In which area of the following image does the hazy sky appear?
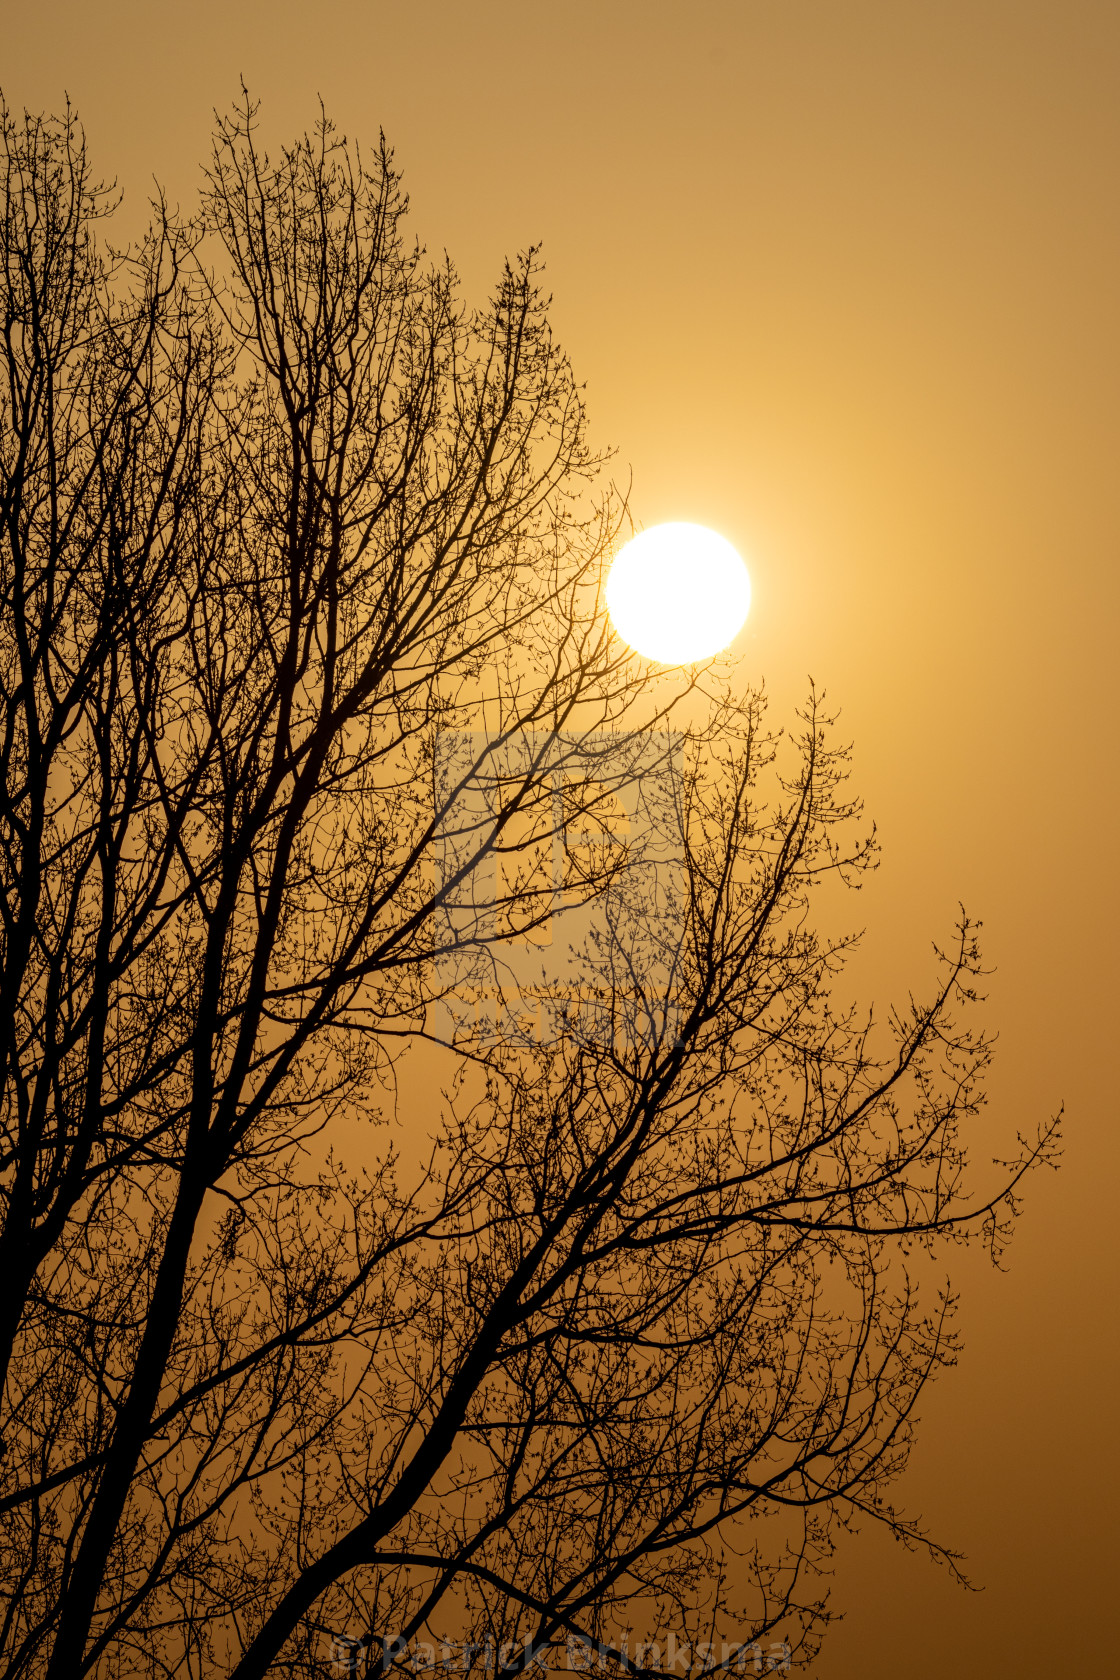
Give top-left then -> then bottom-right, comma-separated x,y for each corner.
6,3 -> 1118,1673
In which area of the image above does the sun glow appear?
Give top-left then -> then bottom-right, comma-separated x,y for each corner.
605,523 -> 751,663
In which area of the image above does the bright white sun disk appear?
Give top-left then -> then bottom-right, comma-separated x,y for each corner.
605,523 -> 751,663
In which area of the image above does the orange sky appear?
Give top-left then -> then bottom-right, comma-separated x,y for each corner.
6,2 -> 1118,1672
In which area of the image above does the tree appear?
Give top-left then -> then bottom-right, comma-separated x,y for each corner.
0,95 -> 1059,1680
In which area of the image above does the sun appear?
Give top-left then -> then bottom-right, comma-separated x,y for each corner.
605,523 -> 751,663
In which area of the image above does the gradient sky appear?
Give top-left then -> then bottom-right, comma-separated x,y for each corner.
6,3 -> 1118,1673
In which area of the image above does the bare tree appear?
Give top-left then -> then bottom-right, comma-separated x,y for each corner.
0,95 -> 1059,1680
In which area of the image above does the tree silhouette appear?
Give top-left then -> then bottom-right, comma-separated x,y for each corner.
0,95 -> 1059,1680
